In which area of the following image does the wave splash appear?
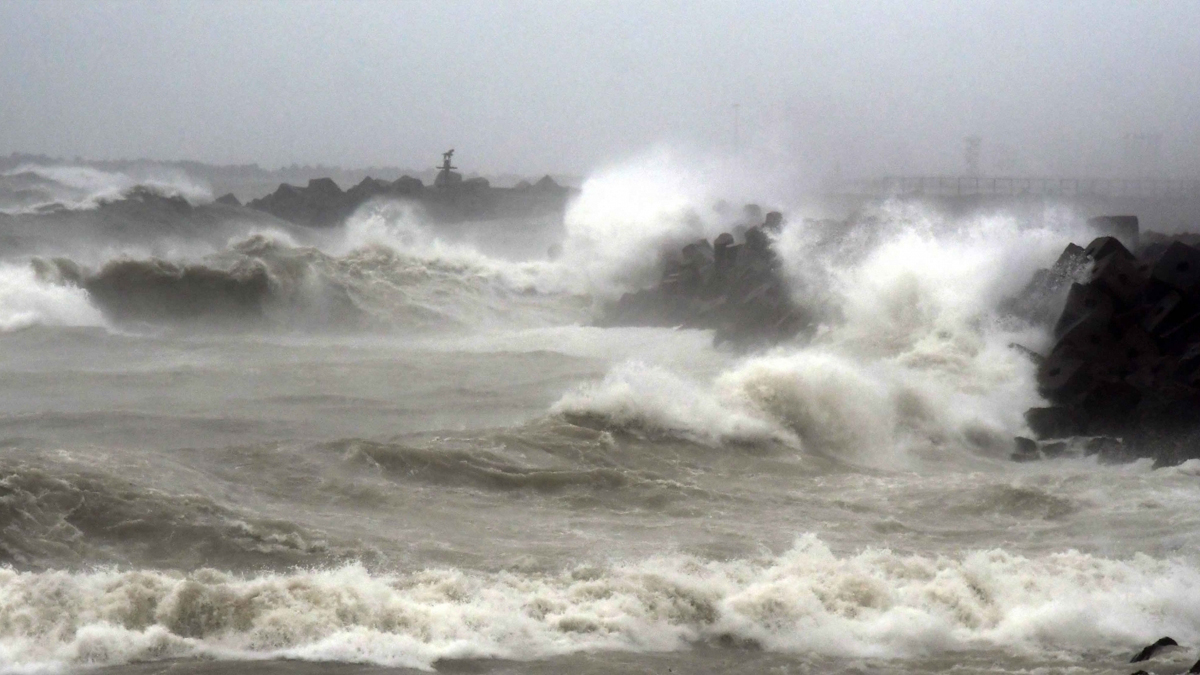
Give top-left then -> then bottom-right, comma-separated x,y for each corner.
0,156 -> 1104,461
0,153 -> 805,332
553,197 -> 1088,464
2,536 -> 1196,671
0,263 -> 106,332
16,228 -> 587,332
0,165 -> 212,214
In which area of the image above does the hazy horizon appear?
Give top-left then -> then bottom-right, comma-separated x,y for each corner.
3,1 -> 1199,183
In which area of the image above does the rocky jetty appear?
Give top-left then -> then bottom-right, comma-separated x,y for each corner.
246,151 -> 573,227
598,210 -> 815,347
247,176 -> 423,227
1008,215 -> 1200,466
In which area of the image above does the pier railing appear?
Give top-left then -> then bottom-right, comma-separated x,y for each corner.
843,176 -> 1200,199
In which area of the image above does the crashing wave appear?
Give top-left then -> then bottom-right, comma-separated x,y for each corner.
0,165 -> 212,214
553,204 -> 1090,464
0,262 -> 106,332
1,535 -> 1197,671
20,232 -> 586,332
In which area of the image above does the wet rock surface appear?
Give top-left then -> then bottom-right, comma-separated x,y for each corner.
1008,216 -> 1200,466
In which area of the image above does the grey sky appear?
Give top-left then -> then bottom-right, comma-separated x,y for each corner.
2,1 -> 1197,179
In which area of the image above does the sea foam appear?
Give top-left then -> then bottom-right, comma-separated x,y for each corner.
2,536 -> 1198,672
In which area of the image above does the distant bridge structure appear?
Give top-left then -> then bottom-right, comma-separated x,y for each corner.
844,175 -> 1200,199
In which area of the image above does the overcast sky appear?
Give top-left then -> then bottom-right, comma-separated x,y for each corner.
2,1 -> 1197,179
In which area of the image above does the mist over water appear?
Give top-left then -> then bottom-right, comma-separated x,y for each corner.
2,155 -> 1200,675
0,165 -> 213,215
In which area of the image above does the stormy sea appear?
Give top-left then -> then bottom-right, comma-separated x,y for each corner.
3,161 -> 1200,675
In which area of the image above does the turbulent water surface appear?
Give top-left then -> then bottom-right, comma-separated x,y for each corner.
3,164 -> 1200,675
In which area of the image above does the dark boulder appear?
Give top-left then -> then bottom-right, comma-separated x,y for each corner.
1148,241 -> 1200,293
247,180 -> 350,227
763,211 -> 784,233
246,175 -> 417,227
306,177 -> 343,198
1025,407 -> 1085,439
1002,269 -> 1073,325
1036,353 -> 1094,402
713,233 -> 738,277
390,175 -> 425,194
1053,282 -> 1114,339
1083,236 -> 1135,264
1053,243 -> 1088,276
1009,216 -> 1200,466
1131,637 -> 1178,663
534,175 -> 562,191
1088,252 -> 1145,305
346,177 -> 389,201
599,209 -> 815,348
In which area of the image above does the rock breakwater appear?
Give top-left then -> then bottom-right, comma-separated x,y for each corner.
1009,216 -> 1200,466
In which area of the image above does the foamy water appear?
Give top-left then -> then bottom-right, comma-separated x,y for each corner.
0,159 -> 1197,674
4,537 -> 1199,672
0,263 -> 106,332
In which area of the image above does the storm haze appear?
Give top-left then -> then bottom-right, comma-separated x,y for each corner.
2,0 -> 1198,180
11,3 -> 1200,674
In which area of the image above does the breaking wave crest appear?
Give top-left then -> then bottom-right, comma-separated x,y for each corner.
338,202 -> 558,293
0,165 -> 212,214
343,152 -> 815,301
2,536 -> 1198,671
552,361 -> 795,446
20,232 -> 586,332
0,263 -> 105,332
552,205 -> 1083,464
